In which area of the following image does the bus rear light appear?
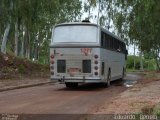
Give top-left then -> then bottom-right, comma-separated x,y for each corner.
95,72 -> 98,76
94,66 -> 98,70
94,61 -> 98,64
50,66 -> 54,70
50,61 -> 54,64
51,72 -> 54,75
94,55 -> 98,59
50,55 -> 54,59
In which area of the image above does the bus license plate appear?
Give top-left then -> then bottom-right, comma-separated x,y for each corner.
69,68 -> 79,73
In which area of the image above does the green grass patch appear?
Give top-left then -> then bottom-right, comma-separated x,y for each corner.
153,103 -> 160,115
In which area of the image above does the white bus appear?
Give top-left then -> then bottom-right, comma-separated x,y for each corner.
50,22 -> 127,88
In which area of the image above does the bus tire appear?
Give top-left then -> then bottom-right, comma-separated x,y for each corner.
65,83 -> 78,88
120,68 -> 125,81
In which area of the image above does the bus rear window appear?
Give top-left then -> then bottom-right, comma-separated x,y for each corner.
52,25 -> 98,44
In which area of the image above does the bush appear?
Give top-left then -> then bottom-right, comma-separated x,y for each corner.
127,55 -> 155,70
18,64 -> 25,74
127,56 -> 141,69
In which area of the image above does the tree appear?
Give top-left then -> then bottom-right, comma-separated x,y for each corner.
0,0 -> 82,64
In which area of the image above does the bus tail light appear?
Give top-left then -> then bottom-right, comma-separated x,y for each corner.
51,72 -> 54,75
94,66 -> 98,70
51,60 -> 54,64
94,61 -> 98,64
50,66 -> 54,70
94,55 -> 98,59
95,72 -> 98,76
50,54 -> 54,59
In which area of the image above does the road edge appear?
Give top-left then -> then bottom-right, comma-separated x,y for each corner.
0,81 -> 55,92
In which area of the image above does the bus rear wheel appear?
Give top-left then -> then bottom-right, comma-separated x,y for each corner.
65,83 -> 78,88
107,70 -> 111,87
120,68 -> 125,81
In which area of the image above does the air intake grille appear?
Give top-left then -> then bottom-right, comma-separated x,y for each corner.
57,60 -> 66,73
82,60 -> 91,73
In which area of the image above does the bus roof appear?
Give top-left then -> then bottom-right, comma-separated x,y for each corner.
54,22 -> 124,43
55,22 -> 98,27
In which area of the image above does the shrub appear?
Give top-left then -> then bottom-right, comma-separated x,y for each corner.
18,64 -> 25,74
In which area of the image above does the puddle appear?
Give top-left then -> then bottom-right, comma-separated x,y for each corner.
123,74 -> 140,87
124,80 -> 137,87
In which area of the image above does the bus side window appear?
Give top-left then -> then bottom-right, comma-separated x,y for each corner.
103,33 -> 107,48
117,41 -> 121,52
113,38 -> 117,50
122,43 -> 126,53
110,37 -> 114,50
116,39 -> 119,51
101,32 -> 105,48
106,34 -> 110,49
103,32 -> 107,48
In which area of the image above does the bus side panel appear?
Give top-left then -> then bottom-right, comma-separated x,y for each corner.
100,48 -> 125,81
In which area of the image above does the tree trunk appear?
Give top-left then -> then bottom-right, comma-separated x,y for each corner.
155,50 -> 160,71
134,43 -> 136,69
155,58 -> 160,71
35,36 -> 39,60
21,25 -> 26,57
140,50 -> 144,71
0,34 -> 2,46
26,31 -> 30,59
1,24 -> 11,54
14,21 -> 19,56
0,32 -> 2,43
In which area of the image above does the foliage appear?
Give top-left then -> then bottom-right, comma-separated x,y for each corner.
127,55 -> 156,70
127,56 -> 141,70
87,0 -> 160,71
0,0 -> 82,64
153,103 -> 160,115
18,64 -> 25,74
1,0 -> 160,71
113,0 -> 160,70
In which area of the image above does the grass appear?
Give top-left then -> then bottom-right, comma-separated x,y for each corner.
153,103 -> 160,115
127,69 -> 140,72
133,103 -> 160,120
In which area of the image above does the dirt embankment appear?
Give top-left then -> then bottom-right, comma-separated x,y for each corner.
95,72 -> 160,114
0,53 -> 49,79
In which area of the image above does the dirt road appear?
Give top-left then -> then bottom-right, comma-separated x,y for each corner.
0,74 -> 141,115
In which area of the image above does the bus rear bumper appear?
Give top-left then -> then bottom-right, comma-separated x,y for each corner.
51,77 -> 102,83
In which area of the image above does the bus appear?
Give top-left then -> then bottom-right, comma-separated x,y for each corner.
50,22 -> 128,88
